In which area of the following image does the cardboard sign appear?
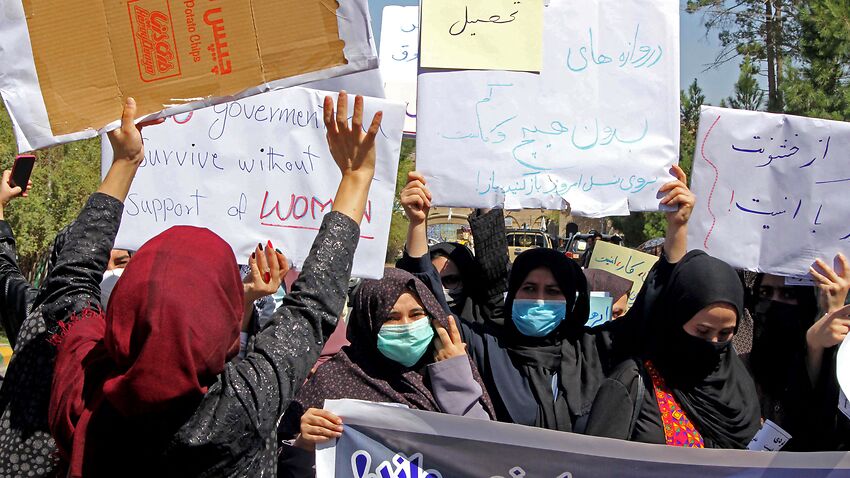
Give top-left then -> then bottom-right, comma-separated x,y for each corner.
416,0 -> 680,216
1,0 -> 378,151
588,241 -> 658,307
688,106 -> 850,277
100,87 -> 405,279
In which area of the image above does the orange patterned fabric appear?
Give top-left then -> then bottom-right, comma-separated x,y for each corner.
645,360 -> 705,448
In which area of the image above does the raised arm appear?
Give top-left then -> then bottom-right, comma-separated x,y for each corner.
39,98 -> 163,329
167,93 -> 383,472
468,208 -> 510,300
659,164 -> 695,263
0,170 -> 35,348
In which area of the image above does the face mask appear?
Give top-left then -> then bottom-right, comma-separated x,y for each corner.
100,268 -> 124,306
442,286 -> 464,308
376,318 -> 435,367
657,326 -> 729,386
511,299 -> 568,337
751,300 -> 809,390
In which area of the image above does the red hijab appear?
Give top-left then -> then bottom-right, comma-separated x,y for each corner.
49,226 -> 243,477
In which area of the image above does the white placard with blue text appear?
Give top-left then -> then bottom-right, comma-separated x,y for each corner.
688,106 -> 850,278
379,6 -> 419,135
416,0 -> 680,216
101,88 -> 405,279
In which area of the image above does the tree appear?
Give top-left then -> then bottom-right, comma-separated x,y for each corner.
686,0 -> 801,112
721,57 -> 766,110
385,138 -> 416,263
782,0 -> 850,120
0,104 -> 100,282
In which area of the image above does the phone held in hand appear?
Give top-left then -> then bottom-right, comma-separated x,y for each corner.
10,155 -> 35,190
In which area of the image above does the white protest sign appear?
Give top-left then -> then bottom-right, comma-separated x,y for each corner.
101,87 -> 405,279
688,106 -> 850,277
379,6 -> 419,135
416,0 -> 679,216
836,315 -> 850,413
747,420 -> 791,452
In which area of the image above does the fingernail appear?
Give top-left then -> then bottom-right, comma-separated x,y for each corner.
258,242 -> 263,250
275,248 -> 282,254
251,252 -> 256,259
263,272 -> 271,283
267,240 -> 273,250
126,97 -> 135,106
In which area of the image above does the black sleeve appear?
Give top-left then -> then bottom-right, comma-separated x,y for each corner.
0,221 -> 37,349
585,359 -> 643,440
167,212 -> 360,474
468,209 -> 510,300
38,193 -> 123,332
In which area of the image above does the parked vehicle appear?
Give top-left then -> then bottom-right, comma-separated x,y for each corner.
506,229 -> 553,262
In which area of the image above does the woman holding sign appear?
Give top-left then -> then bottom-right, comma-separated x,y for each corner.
277,268 -> 495,475
44,92 -> 383,477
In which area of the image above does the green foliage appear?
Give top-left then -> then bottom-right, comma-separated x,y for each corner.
0,104 -> 100,280
782,0 -> 850,120
679,78 -> 707,178
723,57 -> 765,110
386,138 -> 416,263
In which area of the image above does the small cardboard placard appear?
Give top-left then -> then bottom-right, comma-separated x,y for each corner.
1,0 -> 378,151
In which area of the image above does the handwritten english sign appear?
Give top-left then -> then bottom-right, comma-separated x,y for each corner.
420,0 -> 544,72
379,6 -> 419,135
101,87 -> 406,279
589,241 -> 658,308
416,0 -> 680,216
688,106 -> 850,277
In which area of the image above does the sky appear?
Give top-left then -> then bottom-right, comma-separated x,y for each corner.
366,0 -> 742,104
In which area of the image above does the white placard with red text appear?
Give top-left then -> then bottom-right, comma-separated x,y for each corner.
101,87 -> 405,279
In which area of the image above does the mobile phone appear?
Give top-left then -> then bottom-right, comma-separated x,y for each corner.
10,155 -> 35,190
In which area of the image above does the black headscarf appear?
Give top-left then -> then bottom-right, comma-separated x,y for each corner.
647,250 -> 760,449
280,268 -> 494,438
501,248 -> 603,432
429,242 -> 492,323
748,273 -> 819,395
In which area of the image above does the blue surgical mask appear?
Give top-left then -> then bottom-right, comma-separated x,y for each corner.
511,299 -> 568,337
376,318 -> 435,367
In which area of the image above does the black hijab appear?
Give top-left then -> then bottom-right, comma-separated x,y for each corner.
647,250 -> 760,449
748,273 -> 819,395
429,242 -> 495,326
501,248 -> 603,432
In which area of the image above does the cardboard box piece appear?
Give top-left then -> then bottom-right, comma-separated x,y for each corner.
23,0 -> 347,136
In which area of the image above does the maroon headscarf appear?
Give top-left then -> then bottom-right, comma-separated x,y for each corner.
280,268 -> 494,437
49,226 -> 243,477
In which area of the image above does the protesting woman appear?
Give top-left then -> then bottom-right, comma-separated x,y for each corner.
43,92 -> 382,477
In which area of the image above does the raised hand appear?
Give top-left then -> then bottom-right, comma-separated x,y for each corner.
807,304 -> 850,351
323,91 -> 382,180
810,254 -> 850,314
0,170 -> 33,221
659,164 -> 696,227
243,241 -> 288,304
106,97 -> 165,165
433,316 -> 468,362
400,171 -> 432,224
325,92 -> 384,224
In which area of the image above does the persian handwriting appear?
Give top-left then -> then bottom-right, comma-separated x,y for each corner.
449,2 -> 522,37
566,24 -> 663,72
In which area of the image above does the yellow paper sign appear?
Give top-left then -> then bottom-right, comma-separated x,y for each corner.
589,241 -> 659,308
420,0 -> 544,72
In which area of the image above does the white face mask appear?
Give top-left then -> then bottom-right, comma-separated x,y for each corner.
100,268 -> 124,307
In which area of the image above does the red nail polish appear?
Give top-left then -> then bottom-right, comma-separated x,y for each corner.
267,240 -> 273,250
263,272 -> 271,283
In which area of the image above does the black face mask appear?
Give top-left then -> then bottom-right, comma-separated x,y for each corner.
655,325 -> 728,387
751,299 -> 809,391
